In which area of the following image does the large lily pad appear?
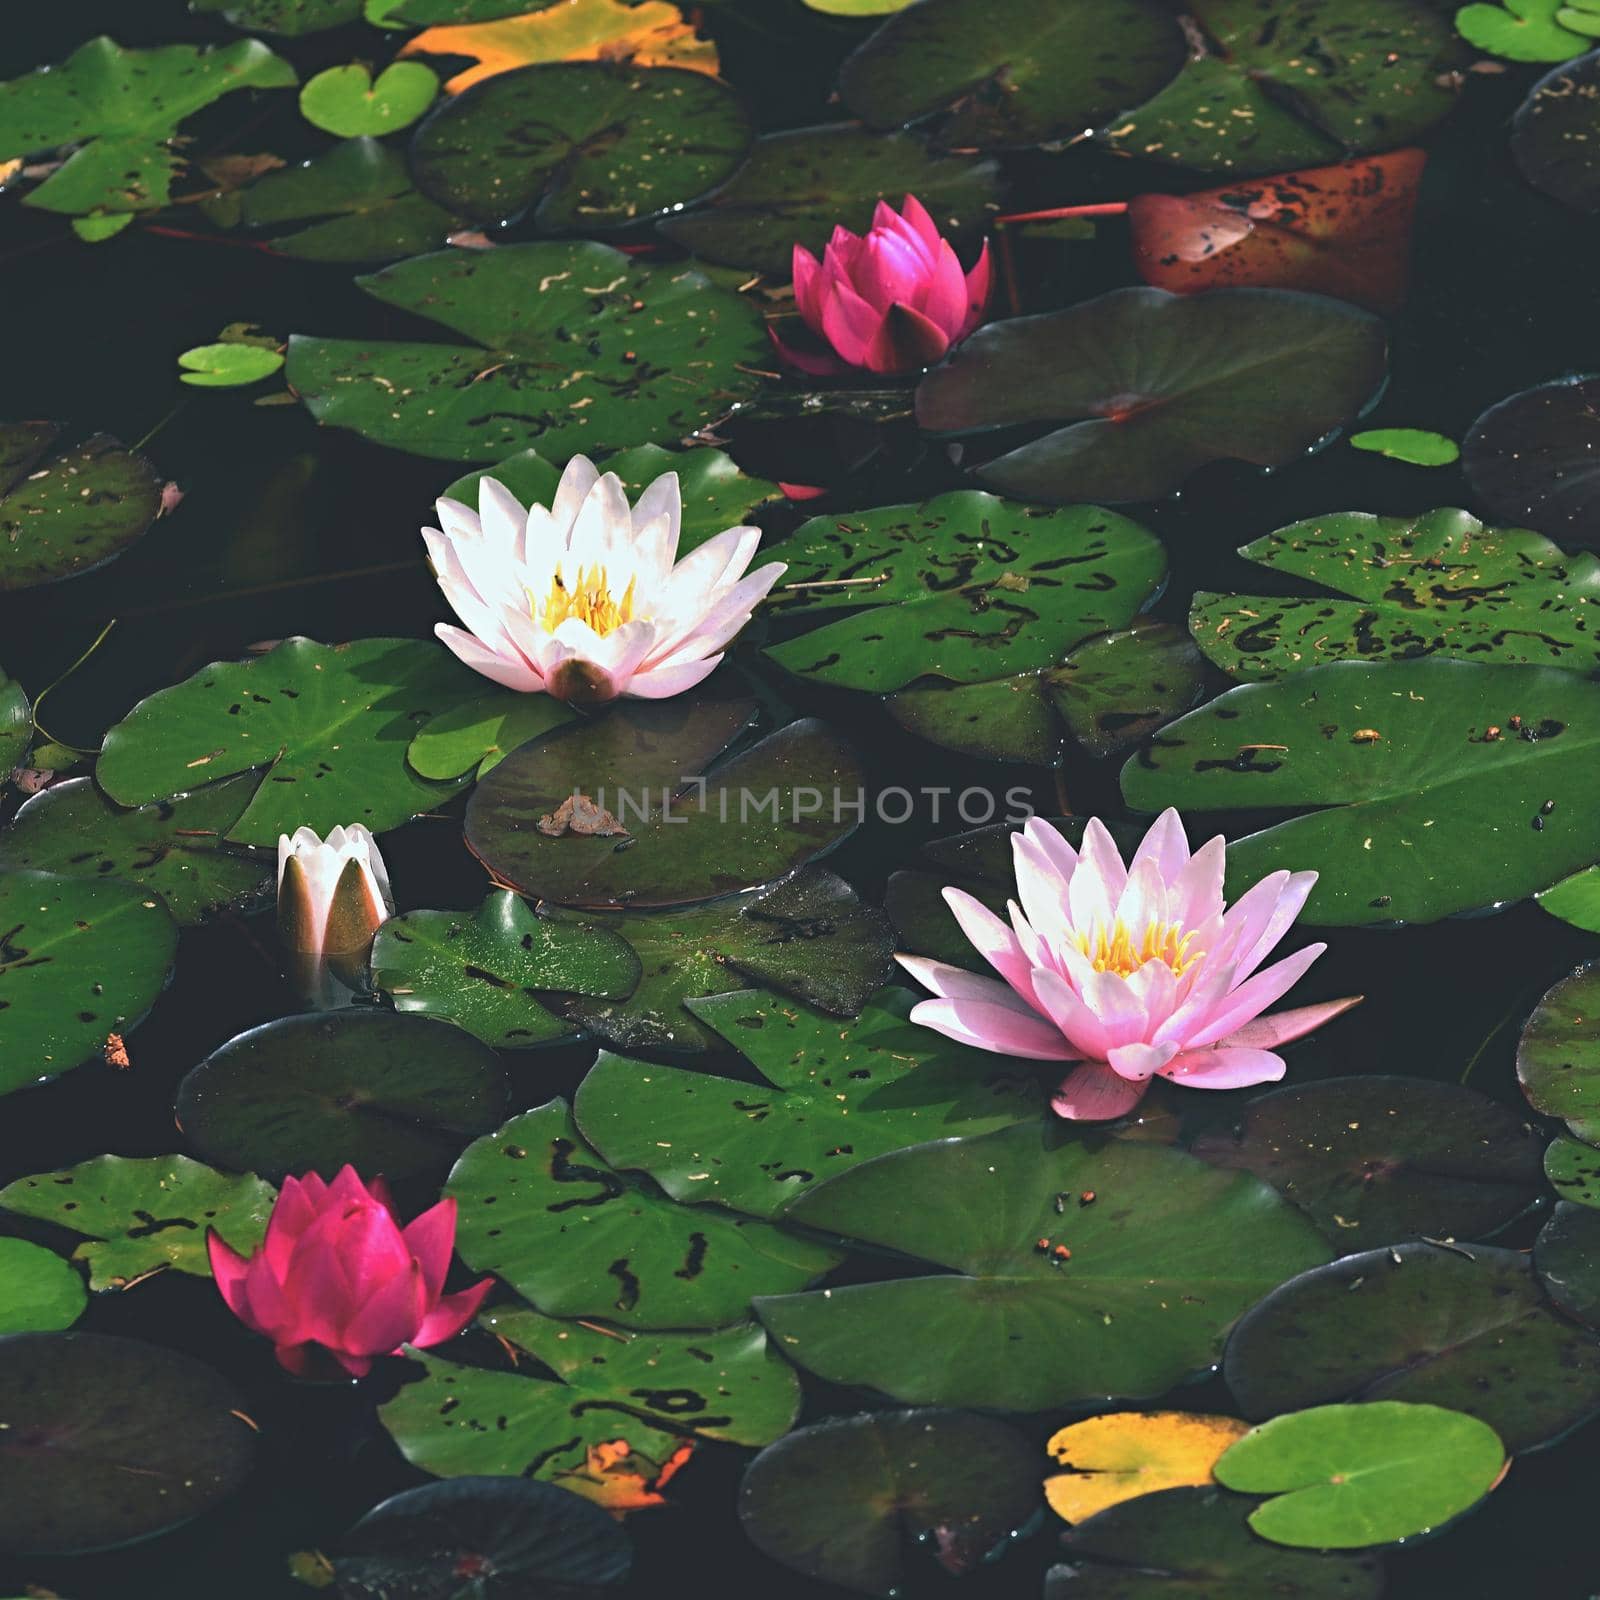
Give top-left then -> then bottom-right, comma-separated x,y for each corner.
442,443 -> 782,559
1546,1135 -> 1600,1211
1047,1486 -> 1385,1598
238,139 -> 460,263
1214,1401 -> 1504,1550
757,1121 -> 1331,1411
381,1311 -> 800,1491
445,1100 -> 842,1329
1517,961 -> 1600,1140
1120,659 -> 1600,925
889,621 -> 1207,766
0,665 -> 29,776
465,695 -> 865,909
191,0 -> 363,34
333,1478 -> 629,1600
286,242 -> 767,463
0,422 -> 163,592
1513,49 -> 1600,213
1099,0 -> 1464,177
660,124 -> 1001,275
1462,377 -> 1600,545
1223,1243 -> 1600,1452
409,63 -> 751,231
370,890 -> 641,1048
0,868 -> 178,1097
836,0 -> 1186,150
573,987 -> 1043,1218
915,287 -> 1388,505
175,1010 -> 509,1182
762,491 -> 1165,693
0,1332 -> 257,1554
1535,1200 -> 1600,1329
0,37 -> 296,217
0,1154 -> 276,1292
1191,508 -> 1600,681
1537,865 -> 1600,932
738,1409 -> 1040,1597
1190,1076 -> 1545,1253
554,869 -> 896,1053
0,1240 -> 85,1334
96,637 -> 479,847
0,774 -> 271,926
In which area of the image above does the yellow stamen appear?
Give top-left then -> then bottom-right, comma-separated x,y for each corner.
537,564 -> 637,637
1074,918 -> 1202,978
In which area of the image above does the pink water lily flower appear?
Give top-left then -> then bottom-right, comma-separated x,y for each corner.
424,458 -> 786,704
207,1167 -> 492,1378
897,810 -> 1359,1122
775,194 -> 992,376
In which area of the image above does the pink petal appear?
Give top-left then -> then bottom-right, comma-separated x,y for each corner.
862,302 -> 952,373
413,1277 -> 495,1349
402,1198 -> 459,1304
1052,1062 -> 1148,1121
959,240 -> 993,338
342,1259 -> 429,1357
907,996 -> 1077,1060
917,239 -> 970,337
1078,968 -> 1152,1050
1128,807 -> 1191,883
1160,1045 -> 1287,1090
1232,871 -> 1319,984
943,887 -> 1038,1004
1030,968 -> 1113,1061
1183,943 -> 1326,1050
895,953 -> 1028,1007
207,1232 -> 253,1321
792,243 -> 826,331
435,623 -> 545,693
768,323 -> 848,378
622,654 -> 723,700
1107,1040 -> 1180,1081
899,193 -> 943,252
1021,816 -> 1079,883
1169,833 -> 1227,928
820,280 -> 883,368
1221,995 -> 1362,1050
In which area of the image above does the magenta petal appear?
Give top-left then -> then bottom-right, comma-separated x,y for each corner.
402,1198 -> 459,1303
207,1232 -> 253,1320
413,1276 -> 495,1349
919,240 -> 970,337
959,240 -> 993,337
820,281 -> 882,368
1221,995 -> 1363,1051
1052,1063 -> 1148,1121
792,244 -> 825,332
342,1260 -> 429,1356
769,324 -> 849,377
899,193 -> 942,251
863,302 -> 952,373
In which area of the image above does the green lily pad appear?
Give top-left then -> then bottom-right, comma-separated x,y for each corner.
443,443 -> 782,560
1215,1402 -> 1503,1549
409,63 -> 751,232
757,1121 -> 1330,1411
1189,1076 -> 1544,1253
191,0 -> 364,35
1462,376 -> 1600,544
0,37 -> 296,217
0,1240 -> 85,1334
175,1010 -> 509,1182
0,422 -> 163,592
1100,0 -> 1464,177
1047,1485 -> 1386,1598
0,665 -> 30,775
1456,0 -> 1586,61
0,774 -> 271,926
407,690 -> 576,782
334,1478 -> 629,1599
1535,1200 -> 1600,1328
0,868 -> 178,1097
466,696 -> 866,910
1191,508 -> 1600,682
285,242 -> 767,463
915,287 -> 1388,504
1223,1242 -> 1600,1452
301,62 -> 439,138
1536,865 -> 1600,930
554,869 -> 896,1053
371,890 -> 641,1048
660,124 -> 1000,275
573,987 -> 1043,1219
177,343 -> 285,388
1517,961 -> 1600,1140
837,0 -> 1187,150
763,491 -> 1165,693
382,1311 -> 800,1488
1546,1135 -> 1600,1208
238,139 -> 460,263
1121,659 -> 1600,925
890,621 -> 1207,766
1513,49 -> 1600,212
739,1409 -> 1040,1597
447,1100 -> 842,1329
0,1154 -> 276,1292
96,636 -> 479,847
386,0 -> 565,17
0,1332 -> 258,1555
1348,428 -> 1460,465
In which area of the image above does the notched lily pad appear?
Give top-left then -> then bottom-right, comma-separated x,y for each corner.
1546,1135 -> 1600,1209
1463,376 -> 1600,546
1513,49 -> 1600,213
0,1239 -> 85,1334
1518,961 -> 1600,1140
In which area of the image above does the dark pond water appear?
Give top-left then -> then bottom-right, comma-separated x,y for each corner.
2,1 -> 1600,1597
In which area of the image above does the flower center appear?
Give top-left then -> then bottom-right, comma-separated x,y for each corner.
1075,918 -> 1202,978
538,564 -> 637,637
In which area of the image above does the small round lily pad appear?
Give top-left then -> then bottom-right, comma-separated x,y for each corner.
0,1240 -> 86,1334
177,343 -> 286,388
301,61 -> 440,138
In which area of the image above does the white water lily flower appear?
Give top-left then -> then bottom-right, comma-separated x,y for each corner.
276,824 -> 393,961
422,458 -> 787,704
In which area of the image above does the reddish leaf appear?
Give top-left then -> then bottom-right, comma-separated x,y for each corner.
1126,149 -> 1427,312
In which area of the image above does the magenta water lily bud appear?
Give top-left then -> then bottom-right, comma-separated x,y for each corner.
423,458 -> 786,704
897,809 -> 1360,1122
277,824 -> 393,1005
774,194 -> 992,376
207,1166 -> 492,1378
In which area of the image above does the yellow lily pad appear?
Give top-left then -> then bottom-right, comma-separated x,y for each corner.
1044,1411 -> 1251,1523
